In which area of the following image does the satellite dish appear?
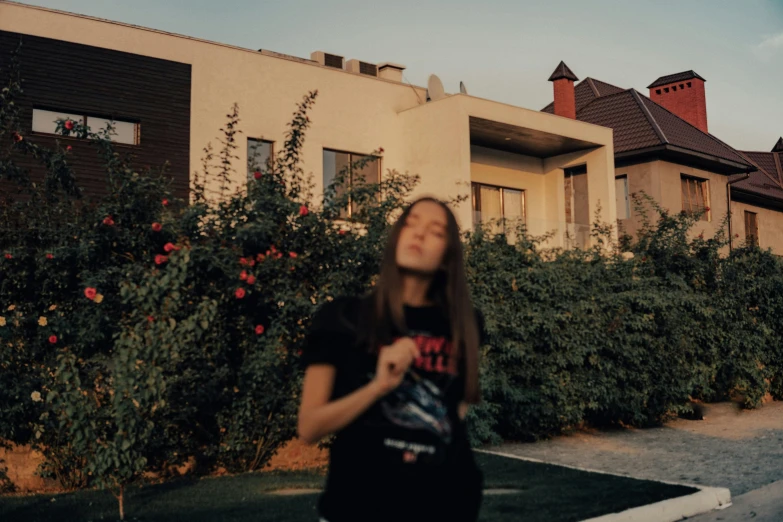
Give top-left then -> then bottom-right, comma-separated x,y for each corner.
427,74 -> 446,101
459,81 -> 468,94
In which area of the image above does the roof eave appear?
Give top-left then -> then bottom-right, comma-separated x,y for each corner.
615,144 -> 753,174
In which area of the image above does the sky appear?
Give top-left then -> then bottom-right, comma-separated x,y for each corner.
16,0 -> 783,151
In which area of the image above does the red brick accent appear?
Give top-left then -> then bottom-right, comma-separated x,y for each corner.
553,78 -> 576,119
649,78 -> 708,133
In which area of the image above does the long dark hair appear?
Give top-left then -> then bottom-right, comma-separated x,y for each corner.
363,197 -> 481,403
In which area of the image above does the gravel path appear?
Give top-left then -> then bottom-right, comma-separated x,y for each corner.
489,401 -> 783,497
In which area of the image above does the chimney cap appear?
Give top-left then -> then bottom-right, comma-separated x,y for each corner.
648,70 -> 706,89
773,137 -> 783,153
548,61 -> 579,82
378,62 -> 406,71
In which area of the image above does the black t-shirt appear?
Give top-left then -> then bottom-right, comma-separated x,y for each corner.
301,295 -> 485,522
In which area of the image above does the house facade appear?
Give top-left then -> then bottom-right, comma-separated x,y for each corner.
0,1 -> 617,248
543,61 -> 783,255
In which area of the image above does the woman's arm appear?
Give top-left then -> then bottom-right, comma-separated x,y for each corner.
298,338 -> 420,445
297,365 -> 385,444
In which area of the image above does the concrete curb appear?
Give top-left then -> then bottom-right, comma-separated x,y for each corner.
476,449 -> 732,522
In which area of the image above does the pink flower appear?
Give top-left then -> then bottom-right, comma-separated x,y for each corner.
163,242 -> 179,253
235,288 -> 246,299
239,270 -> 248,281
162,198 -> 169,207
4,253 -> 11,260
66,145 -> 72,152
64,120 -> 74,131
155,254 -> 168,265
253,171 -> 262,180
84,287 -> 97,300
255,324 -> 265,335
256,253 -> 265,262
246,275 -> 256,285
276,252 -> 283,260
48,335 -> 58,344
151,222 -> 162,232
289,252 -> 298,259
239,257 -> 248,266
102,216 -> 115,226
248,259 -> 256,267
299,205 -> 309,217
338,229 -> 346,236
46,253 -> 53,259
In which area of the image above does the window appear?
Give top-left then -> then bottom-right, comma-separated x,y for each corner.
681,175 -> 710,221
745,211 -> 759,246
323,149 -> 380,218
247,138 -> 273,179
615,175 -> 630,220
471,182 -> 525,235
32,108 -> 139,145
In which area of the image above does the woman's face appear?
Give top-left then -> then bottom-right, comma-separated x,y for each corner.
395,200 -> 449,275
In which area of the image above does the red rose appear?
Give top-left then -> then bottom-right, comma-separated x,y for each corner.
4,253 -> 11,260
147,315 -> 155,323
299,205 -> 309,217
379,147 -> 385,153
338,229 -> 346,236
12,133 -> 23,143
735,234 -> 740,238
48,335 -> 58,344
247,275 -> 256,285
290,266 -> 295,272
239,270 -> 248,281
102,216 -> 115,226
235,288 -> 246,299
239,257 -> 248,266
253,171 -> 262,180
276,252 -> 283,259
642,257 -> 647,262
162,198 -> 169,207
265,250 -> 271,257
256,253 -> 265,262
698,234 -> 704,239
248,259 -> 256,267
155,254 -> 168,265
151,222 -> 162,232
704,207 -> 711,212
255,324 -> 265,335
64,120 -> 74,131
66,145 -> 72,152
46,253 -> 53,259
163,242 -> 179,253
84,287 -> 97,300
270,245 -> 277,253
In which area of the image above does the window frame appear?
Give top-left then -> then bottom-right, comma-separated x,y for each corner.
31,107 -> 140,146
322,148 -> 382,220
247,138 -> 275,180
744,210 -> 759,246
471,181 -> 527,233
681,174 -> 711,222
615,174 -> 630,220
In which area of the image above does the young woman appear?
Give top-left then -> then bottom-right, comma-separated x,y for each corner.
298,197 -> 485,522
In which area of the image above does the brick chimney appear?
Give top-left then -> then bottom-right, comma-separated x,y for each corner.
548,61 -> 579,119
648,71 -> 708,133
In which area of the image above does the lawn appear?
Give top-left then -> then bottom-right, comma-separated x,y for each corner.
0,451 -> 697,522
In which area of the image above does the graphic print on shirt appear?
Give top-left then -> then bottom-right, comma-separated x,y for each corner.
370,331 -> 457,463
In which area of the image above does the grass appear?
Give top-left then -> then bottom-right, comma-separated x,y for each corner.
0,451 -> 697,522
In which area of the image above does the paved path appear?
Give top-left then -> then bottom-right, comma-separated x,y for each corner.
687,480 -> 783,521
489,401 -> 783,519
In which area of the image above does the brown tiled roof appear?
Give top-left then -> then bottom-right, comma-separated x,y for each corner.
742,151 -> 781,184
577,90 -> 662,152
548,61 -> 579,82
637,94 -> 750,165
732,168 -> 783,203
647,70 -> 706,89
542,77 -> 624,114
